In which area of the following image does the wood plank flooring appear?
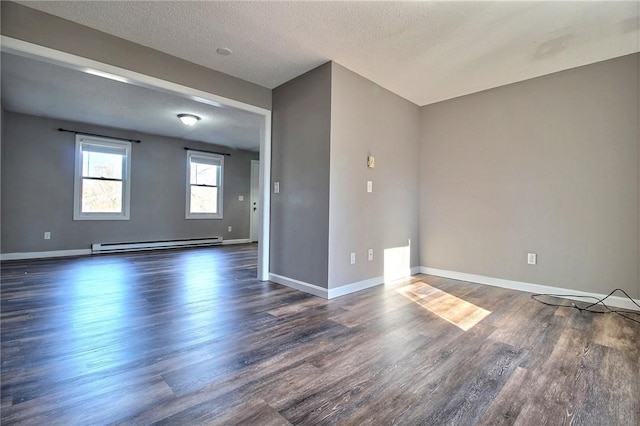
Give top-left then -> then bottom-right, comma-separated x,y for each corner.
1,244 -> 638,425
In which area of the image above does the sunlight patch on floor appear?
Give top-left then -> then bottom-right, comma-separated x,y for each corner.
396,282 -> 491,331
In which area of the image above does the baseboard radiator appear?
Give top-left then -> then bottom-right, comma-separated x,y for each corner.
91,237 -> 223,254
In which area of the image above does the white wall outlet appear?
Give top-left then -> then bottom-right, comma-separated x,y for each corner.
367,181 -> 373,193
350,252 -> 356,264
274,182 -> 280,193
238,195 -> 244,201
228,226 -> 232,232
527,253 -> 537,265
368,249 -> 373,261
44,232 -> 51,240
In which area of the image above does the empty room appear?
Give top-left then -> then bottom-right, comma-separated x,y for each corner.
1,1 -> 639,424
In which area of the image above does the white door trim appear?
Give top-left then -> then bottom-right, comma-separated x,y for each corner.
0,36 -> 272,281
249,160 -> 260,243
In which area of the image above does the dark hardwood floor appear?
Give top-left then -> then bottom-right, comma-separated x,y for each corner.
1,244 -> 638,425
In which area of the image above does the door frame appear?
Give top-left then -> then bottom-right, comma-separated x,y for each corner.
249,160 -> 260,243
1,36 -> 272,281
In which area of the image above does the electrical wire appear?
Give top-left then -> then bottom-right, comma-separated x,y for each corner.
531,288 -> 640,324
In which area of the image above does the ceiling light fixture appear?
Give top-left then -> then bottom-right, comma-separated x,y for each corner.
178,114 -> 200,126
216,47 -> 232,56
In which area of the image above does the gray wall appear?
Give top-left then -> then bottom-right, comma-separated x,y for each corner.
419,53 -> 640,298
270,63 -> 332,288
1,112 -> 258,253
1,2 -> 271,110
329,63 -> 420,288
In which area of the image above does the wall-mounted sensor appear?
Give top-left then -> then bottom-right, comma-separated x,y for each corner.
367,156 -> 375,168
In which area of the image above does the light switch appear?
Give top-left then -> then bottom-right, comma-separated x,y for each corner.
367,181 -> 373,193
367,156 -> 375,168
274,182 -> 280,193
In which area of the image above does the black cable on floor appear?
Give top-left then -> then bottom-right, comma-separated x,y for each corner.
531,288 -> 640,324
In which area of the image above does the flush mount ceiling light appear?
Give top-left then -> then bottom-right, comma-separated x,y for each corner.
178,114 -> 200,126
216,47 -> 232,56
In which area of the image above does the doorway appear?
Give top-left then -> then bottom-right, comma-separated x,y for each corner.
1,36 -> 272,281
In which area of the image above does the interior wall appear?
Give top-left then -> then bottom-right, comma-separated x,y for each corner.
329,62 -> 421,289
419,53 -> 640,298
1,112 -> 258,253
270,63 -> 332,288
0,1 -> 271,110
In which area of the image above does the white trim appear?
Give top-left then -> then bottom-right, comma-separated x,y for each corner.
258,112 -> 272,281
410,266 -> 422,275
328,275 -> 384,299
1,240 -> 251,260
249,159 -> 260,243
1,249 -> 92,261
269,273 -> 328,298
419,267 -> 640,312
270,266 -> 423,299
222,239 -> 252,245
328,266 -> 422,298
1,36 -> 272,282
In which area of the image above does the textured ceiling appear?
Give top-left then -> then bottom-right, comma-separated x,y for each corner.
1,52 -> 263,150
15,0 -> 640,106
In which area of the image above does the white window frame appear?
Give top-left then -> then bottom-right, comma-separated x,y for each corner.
186,150 -> 224,219
73,135 -> 132,220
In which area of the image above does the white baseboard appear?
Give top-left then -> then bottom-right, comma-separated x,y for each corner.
328,275 -> 384,299
419,267 -> 640,311
270,266 -> 422,300
1,249 -> 92,261
269,273 -> 328,298
1,239 -> 252,261
222,238 -> 252,245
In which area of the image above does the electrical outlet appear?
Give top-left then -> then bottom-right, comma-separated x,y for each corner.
368,249 -> 373,261
238,195 -> 244,201
527,253 -> 537,265
44,232 -> 51,240
228,226 -> 232,232
350,253 -> 356,264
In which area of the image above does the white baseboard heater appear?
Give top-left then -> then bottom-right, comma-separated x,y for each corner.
91,237 -> 223,254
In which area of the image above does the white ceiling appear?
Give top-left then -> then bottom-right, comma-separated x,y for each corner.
16,0 -> 640,106
1,52 -> 263,150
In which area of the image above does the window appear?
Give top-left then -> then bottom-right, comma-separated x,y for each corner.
186,150 -> 224,219
73,135 -> 131,220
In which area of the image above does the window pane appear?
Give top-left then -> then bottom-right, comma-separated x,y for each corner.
82,179 -> 122,213
83,150 -> 123,179
190,185 -> 218,213
190,163 -> 218,186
